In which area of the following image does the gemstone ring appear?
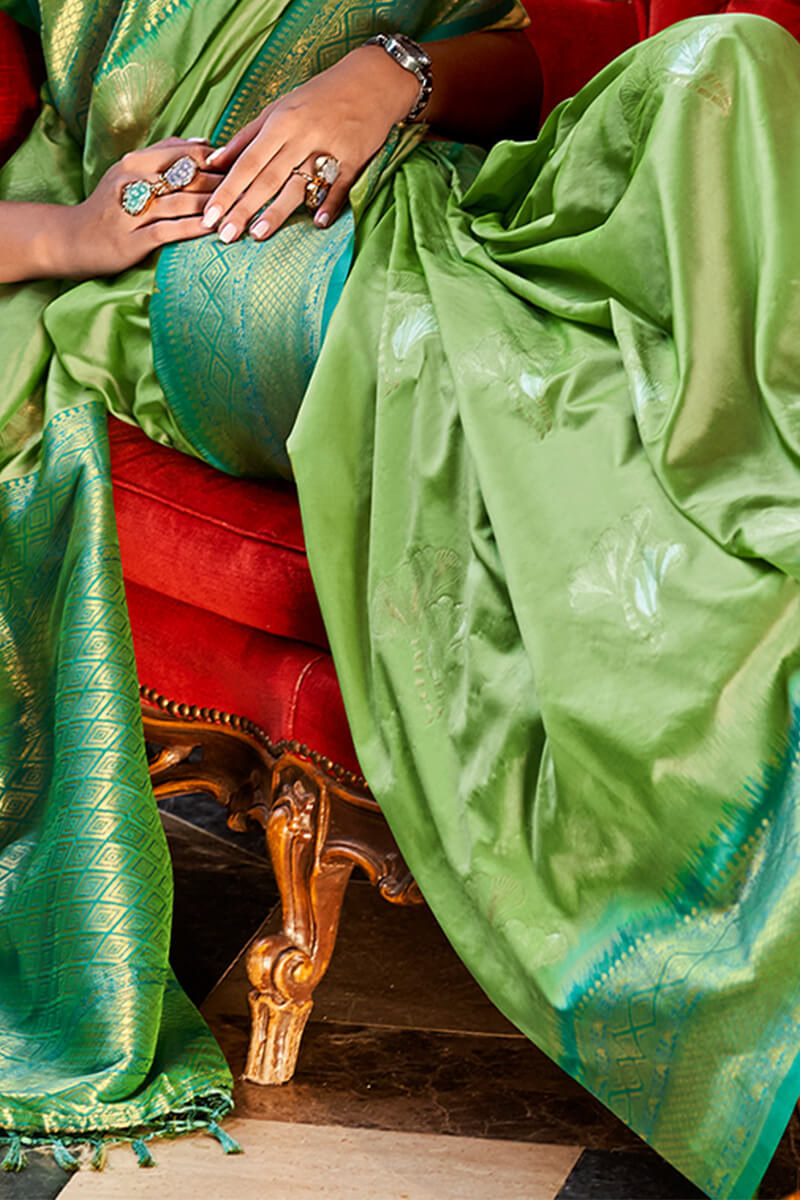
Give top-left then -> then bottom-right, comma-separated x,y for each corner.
120,154 -> 199,217
292,154 -> 340,214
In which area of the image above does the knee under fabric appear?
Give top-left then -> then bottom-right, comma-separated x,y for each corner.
151,210 -> 354,480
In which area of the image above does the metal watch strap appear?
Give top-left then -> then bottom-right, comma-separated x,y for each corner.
365,32 -> 433,123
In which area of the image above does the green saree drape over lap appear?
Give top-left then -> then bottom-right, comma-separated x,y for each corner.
1,1 -> 800,1195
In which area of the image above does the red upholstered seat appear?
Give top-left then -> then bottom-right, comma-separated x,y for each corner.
108,418 -> 360,773
109,419 -> 327,649
126,582 -> 360,773
524,0 -> 640,114
109,418 -> 360,772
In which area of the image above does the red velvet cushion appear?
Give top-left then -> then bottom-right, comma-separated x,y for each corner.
127,582 -> 360,774
0,13 -> 42,161
523,0 -> 641,118
109,417 -> 328,649
645,0 -> 800,36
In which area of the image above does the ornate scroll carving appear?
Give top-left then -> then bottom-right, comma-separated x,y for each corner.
140,687 -> 423,1086
244,769 -> 353,1083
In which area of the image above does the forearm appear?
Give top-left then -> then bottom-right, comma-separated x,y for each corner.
0,202 -> 73,283
1,142 -> 215,283
357,30 -> 542,147
424,31 -> 542,144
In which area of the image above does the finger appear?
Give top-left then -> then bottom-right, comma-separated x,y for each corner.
138,214 -> 212,251
141,190 -> 209,222
138,136 -> 194,152
214,144 -> 321,241
203,128 -> 299,233
249,172 -> 308,239
205,108 -> 274,170
312,170 -> 353,229
120,141 -> 212,178
183,168 -> 225,195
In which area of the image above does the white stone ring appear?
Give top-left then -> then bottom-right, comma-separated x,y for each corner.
120,154 -> 199,217
292,155 -> 340,214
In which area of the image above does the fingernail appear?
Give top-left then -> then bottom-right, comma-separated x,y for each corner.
206,148 -> 224,164
219,222 -> 238,243
250,219 -> 270,239
202,205 -> 221,229
315,211 -> 330,228
187,136 -> 207,143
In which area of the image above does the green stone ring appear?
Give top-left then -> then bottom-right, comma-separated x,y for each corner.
120,154 -> 199,217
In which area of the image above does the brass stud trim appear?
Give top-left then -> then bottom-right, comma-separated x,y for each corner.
139,683 -> 368,789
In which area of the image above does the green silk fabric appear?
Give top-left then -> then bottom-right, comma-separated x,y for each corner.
290,17 -> 800,1200
0,0 -> 508,1164
2,0 -> 800,1195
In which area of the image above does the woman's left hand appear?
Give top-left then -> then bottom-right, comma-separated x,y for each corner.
201,45 -> 419,241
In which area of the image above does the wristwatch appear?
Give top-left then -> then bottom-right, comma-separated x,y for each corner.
365,33 -> 433,123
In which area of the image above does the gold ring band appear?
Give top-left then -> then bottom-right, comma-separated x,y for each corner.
292,154 -> 340,214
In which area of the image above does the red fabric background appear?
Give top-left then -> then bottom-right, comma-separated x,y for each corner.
644,0 -> 800,36
0,12 -> 41,161
523,0 -> 641,117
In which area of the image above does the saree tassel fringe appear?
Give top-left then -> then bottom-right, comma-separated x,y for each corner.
207,1120 -> 243,1155
1,1136 -> 26,1172
51,1141 -> 79,1172
0,1096 -> 240,1172
132,1139 -> 155,1168
89,1140 -> 108,1171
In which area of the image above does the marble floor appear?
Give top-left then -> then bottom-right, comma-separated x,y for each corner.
4,797 -> 800,1200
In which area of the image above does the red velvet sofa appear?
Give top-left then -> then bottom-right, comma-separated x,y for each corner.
2,0 -> 799,1085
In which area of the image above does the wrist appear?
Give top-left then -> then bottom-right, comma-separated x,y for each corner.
348,44 -> 421,126
29,204 -> 82,279
363,34 -> 433,123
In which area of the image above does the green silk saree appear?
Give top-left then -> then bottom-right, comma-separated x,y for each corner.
2,2 -> 800,1197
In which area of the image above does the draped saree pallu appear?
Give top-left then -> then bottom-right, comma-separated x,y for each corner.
0,0 -> 511,1171
288,16 -> 800,1200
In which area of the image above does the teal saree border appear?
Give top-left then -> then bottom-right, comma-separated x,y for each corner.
734,1049 -> 800,1200
425,0 -> 516,40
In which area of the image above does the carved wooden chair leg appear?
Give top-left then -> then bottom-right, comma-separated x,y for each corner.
140,690 -> 422,1086
244,767 -> 353,1085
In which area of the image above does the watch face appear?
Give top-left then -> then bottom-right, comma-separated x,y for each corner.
393,33 -> 431,69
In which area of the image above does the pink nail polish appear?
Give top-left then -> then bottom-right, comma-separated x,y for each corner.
316,211 -> 330,228
219,222 -> 237,243
202,205 -> 222,229
250,220 -> 270,239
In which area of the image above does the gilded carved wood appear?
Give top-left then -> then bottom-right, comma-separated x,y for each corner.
140,686 -> 422,1085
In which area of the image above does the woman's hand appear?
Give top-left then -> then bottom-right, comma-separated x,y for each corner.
0,139 -> 221,284
62,139 -> 222,278
201,45 -> 418,242
201,30 -> 542,245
